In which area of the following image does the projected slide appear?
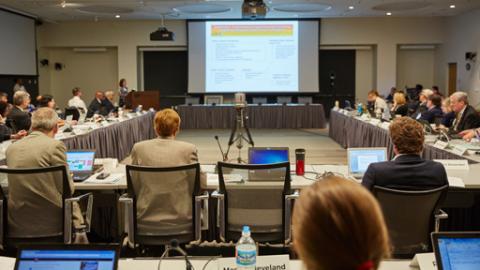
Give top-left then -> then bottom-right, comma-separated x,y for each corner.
205,21 -> 299,92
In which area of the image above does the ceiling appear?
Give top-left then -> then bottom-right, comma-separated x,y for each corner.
1,0 -> 479,22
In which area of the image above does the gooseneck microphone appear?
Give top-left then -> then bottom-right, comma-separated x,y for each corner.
214,135 -> 228,161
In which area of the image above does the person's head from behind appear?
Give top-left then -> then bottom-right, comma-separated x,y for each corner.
119,79 -> 127,88
154,108 -> 181,138
37,94 -> 56,109
13,91 -> 30,109
432,86 -> 440,94
419,89 -> 433,103
15,78 -> 23,85
450,91 -> 468,114
31,107 -> 59,137
105,90 -> 115,102
0,92 -> 8,103
367,90 -> 380,102
390,87 -> 397,94
95,91 -> 104,100
442,98 -> 452,113
389,117 -> 424,155
393,92 -> 406,106
415,84 -> 423,91
72,87 -> 82,97
427,95 -> 442,109
293,176 -> 390,270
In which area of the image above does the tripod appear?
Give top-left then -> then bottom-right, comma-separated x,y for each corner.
226,105 -> 254,163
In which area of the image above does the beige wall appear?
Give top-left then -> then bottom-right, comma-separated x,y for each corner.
355,49 -> 374,103
38,47 -> 118,108
36,17 -> 446,100
397,49 -> 435,90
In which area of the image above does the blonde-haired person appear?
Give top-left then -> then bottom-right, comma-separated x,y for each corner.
390,92 -> 408,117
129,108 -> 206,232
293,176 -> 390,270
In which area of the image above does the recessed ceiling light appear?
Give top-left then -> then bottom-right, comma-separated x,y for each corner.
61,0 -> 67,8
450,4 -> 456,9
115,14 -> 121,18
348,6 -> 354,10
386,12 -> 392,16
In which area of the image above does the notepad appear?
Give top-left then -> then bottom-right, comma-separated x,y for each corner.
206,173 -> 243,186
448,176 -> 465,188
84,173 -> 122,184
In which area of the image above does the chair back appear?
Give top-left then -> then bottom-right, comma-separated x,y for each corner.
373,185 -> 448,256
217,161 -> 292,243
0,166 -> 70,240
64,107 -> 81,121
125,163 -> 201,244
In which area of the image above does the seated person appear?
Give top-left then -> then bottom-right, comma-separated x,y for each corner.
411,89 -> 433,119
129,108 -> 206,233
68,87 -> 88,114
37,94 -> 56,109
0,91 -> 13,117
362,117 -> 449,190
103,90 -> 116,114
432,85 -> 443,97
450,91 -> 480,133
441,98 -> 455,128
367,90 -> 390,118
390,92 -> 408,117
293,176 -> 390,270
0,124 -> 27,142
87,91 -> 108,118
420,94 -> 443,124
385,87 -> 397,103
7,90 -> 31,132
6,108 -> 86,242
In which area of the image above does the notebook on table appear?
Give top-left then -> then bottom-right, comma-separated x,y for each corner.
347,148 -> 387,179
432,232 -> 480,270
66,149 -> 96,182
14,245 -> 119,270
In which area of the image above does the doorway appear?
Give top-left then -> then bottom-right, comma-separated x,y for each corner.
448,63 -> 457,96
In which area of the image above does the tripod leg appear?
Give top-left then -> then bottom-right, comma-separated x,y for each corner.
244,117 -> 254,146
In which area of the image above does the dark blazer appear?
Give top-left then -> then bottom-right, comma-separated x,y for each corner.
102,99 -> 115,115
453,105 -> 480,132
361,154 -> 449,191
392,104 -> 409,117
420,106 -> 443,123
442,111 -> 455,128
0,124 -> 12,142
6,106 -> 31,132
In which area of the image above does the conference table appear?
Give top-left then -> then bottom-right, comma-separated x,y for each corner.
176,104 -> 327,129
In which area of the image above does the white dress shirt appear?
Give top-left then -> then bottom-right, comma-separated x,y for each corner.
68,96 -> 87,113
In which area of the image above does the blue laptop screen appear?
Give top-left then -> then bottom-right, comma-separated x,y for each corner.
438,237 -> 480,270
17,249 -> 116,270
249,149 -> 289,164
67,151 -> 95,172
348,149 -> 386,174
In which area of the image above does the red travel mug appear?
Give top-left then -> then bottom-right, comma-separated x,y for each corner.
295,149 -> 306,176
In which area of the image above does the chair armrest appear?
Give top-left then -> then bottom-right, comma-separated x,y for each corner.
194,191 -> 209,243
211,190 -> 225,242
119,193 -> 135,247
284,190 -> 300,245
434,209 -> 448,232
64,193 -> 93,244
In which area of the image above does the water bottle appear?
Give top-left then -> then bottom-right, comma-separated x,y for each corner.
357,103 -> 363,115
236,226 -> 256,270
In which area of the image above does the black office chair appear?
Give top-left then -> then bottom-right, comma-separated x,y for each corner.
0,166 -> 93,251
120,163 -> 208,249
373,185 -> 448,258
212,162 -> 295,245
64,107 -> 81,121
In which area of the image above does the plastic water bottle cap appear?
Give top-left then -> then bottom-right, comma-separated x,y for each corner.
242,226 -> 250,234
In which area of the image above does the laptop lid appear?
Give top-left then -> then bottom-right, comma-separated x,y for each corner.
432,232 -> 480,270
15,245 -> 119,270
66,150 -> 96,174
347,148 -> 387,176
248,147 -> 289,164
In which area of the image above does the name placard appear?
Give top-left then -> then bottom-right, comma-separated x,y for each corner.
451,144 -> 469,156
379,122 -> 390,130
217,255 -> 290,270
369,119 -> 381,126
433,140 -> 449,150
332,107 -> 339,112
434,159 -> 469,170
343,110 -> 350,116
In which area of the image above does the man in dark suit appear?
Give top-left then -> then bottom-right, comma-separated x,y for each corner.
7,90 -> 32,132
87,91 -> 107,118
420,94 -> 443,124
362,117 -> 448,190
450,91 -> 480,132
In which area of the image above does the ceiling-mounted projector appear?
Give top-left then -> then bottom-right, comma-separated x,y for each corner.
150,27 -> 175,41
242,0 -> 267,19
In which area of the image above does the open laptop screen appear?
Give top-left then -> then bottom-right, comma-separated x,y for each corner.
249,147 -> 289,164
66,151 -> 95,172
16,248 -> 117,270
348,148 -> 387,175
435,234 -> 480,270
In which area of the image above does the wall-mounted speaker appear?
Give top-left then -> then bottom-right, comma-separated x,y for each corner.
54,62 -> 64,70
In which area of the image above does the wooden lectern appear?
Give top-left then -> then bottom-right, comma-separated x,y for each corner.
125,91 -> 160,110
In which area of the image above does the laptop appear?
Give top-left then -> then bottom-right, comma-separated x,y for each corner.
248,147 -> 289,181
15,245 -> 119,270
347,148 -> 387,179
66,150 -> 96,182
432,232 -> 480,270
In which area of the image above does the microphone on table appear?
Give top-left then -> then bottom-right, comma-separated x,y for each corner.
214,135 -> 228,162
